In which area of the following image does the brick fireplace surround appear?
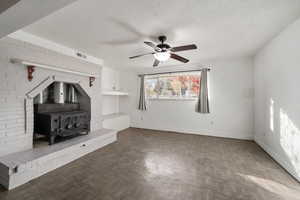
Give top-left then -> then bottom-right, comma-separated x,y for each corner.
0,37 -> 116,189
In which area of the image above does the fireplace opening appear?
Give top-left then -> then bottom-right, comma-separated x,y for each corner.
33,82 -> 91,147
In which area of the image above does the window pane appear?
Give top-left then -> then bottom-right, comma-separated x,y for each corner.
145,78 -> 159,98
160,76 -> 181,98
179,75 -> 190,97
145,72 -> 201,99
189,75 -> 200,97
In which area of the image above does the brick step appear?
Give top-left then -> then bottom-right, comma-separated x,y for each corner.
0,129 -> 117,190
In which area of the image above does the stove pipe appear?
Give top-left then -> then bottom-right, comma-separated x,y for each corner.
53,82 -> 78,104
67,85 -> 78,103
54,82 -> 66,104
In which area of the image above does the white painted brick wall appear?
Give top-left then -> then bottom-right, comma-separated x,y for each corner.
0,37 -> 103,157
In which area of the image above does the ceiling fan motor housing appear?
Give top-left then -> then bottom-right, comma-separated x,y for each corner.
157,36 -> 170,52
158,35 -> 167,43
157,43 -> 170,51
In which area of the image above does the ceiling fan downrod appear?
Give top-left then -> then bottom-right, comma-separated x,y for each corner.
158,35 -> 167,44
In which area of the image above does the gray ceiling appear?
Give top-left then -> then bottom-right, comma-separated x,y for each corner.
0,0 -> 77,39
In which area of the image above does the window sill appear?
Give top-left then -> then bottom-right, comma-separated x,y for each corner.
147,98 -> 197,101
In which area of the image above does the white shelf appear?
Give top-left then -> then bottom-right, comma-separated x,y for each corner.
102,113 -> 130,131
102,91 -> 128,96
102,112 -> 128,121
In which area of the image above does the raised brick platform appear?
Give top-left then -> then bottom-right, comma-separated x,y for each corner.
0,129 -> 117,190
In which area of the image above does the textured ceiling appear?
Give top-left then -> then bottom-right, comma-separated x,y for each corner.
23,0 -> 300,69
0,0 -> 20,14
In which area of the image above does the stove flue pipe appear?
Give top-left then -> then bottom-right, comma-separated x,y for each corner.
54,82 -> 66,104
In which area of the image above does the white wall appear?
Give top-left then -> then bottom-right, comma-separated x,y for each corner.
0,37 -> 102,157
254,18 -> 300,181
101,67 -> 120,91
102,96 -> 119,115
120,57 -> 254,140
101,67 -> 120,115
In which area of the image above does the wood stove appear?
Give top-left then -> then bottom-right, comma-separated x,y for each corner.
33,82 -> 91,145
34,109 -> 90,145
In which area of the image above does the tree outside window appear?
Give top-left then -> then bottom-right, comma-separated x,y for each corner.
145,72 -> 200,99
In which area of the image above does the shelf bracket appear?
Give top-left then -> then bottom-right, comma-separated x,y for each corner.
89,77 -> 95,87
27,65 -> 35,81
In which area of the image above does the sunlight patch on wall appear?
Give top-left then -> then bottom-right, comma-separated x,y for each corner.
280,109 -> 300,177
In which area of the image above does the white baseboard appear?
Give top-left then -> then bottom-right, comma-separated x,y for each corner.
255,138 -> 300,182
131,126 -> 254,140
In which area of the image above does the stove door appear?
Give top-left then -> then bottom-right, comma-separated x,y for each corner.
59,112 -> 89,137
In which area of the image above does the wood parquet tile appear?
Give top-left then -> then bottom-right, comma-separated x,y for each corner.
0,128 -> 299,200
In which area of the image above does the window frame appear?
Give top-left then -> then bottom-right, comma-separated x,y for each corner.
144,71 -> 201,101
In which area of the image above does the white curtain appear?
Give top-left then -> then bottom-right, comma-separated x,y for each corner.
197,68 -> 210,113
138,75 -> 147,111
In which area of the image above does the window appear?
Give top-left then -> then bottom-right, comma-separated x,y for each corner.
145,72 -> 201,99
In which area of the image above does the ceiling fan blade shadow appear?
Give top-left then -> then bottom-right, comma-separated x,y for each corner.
170,44 -> 197,52
110,18 -> 144,37
170,53 -> 189,63
106,18 -> 157,42
129,52 -> 155,59
100,38 -> 140,46
153,59 -> 160,67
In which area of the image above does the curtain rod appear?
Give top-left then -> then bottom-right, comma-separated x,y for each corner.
138,68 -> 211,77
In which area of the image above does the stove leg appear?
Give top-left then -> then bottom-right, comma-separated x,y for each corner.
49,135 -> 56,145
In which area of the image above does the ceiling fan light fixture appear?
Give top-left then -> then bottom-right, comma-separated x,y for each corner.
154,52 -> 170,62
129,36 -> 197,67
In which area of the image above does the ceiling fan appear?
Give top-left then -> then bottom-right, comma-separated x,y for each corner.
129,35 -> 197,67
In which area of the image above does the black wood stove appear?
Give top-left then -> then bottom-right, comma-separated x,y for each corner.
34,108 -> 90,145
33,82 -> 90,145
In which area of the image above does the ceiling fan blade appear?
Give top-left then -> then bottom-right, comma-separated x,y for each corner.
129,52 -> 154,59
144,41 -> 156,48
153,59 -> 160,67
170,53 -> 189,63
144,41 -> 161,51
170,44 -> 197,52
